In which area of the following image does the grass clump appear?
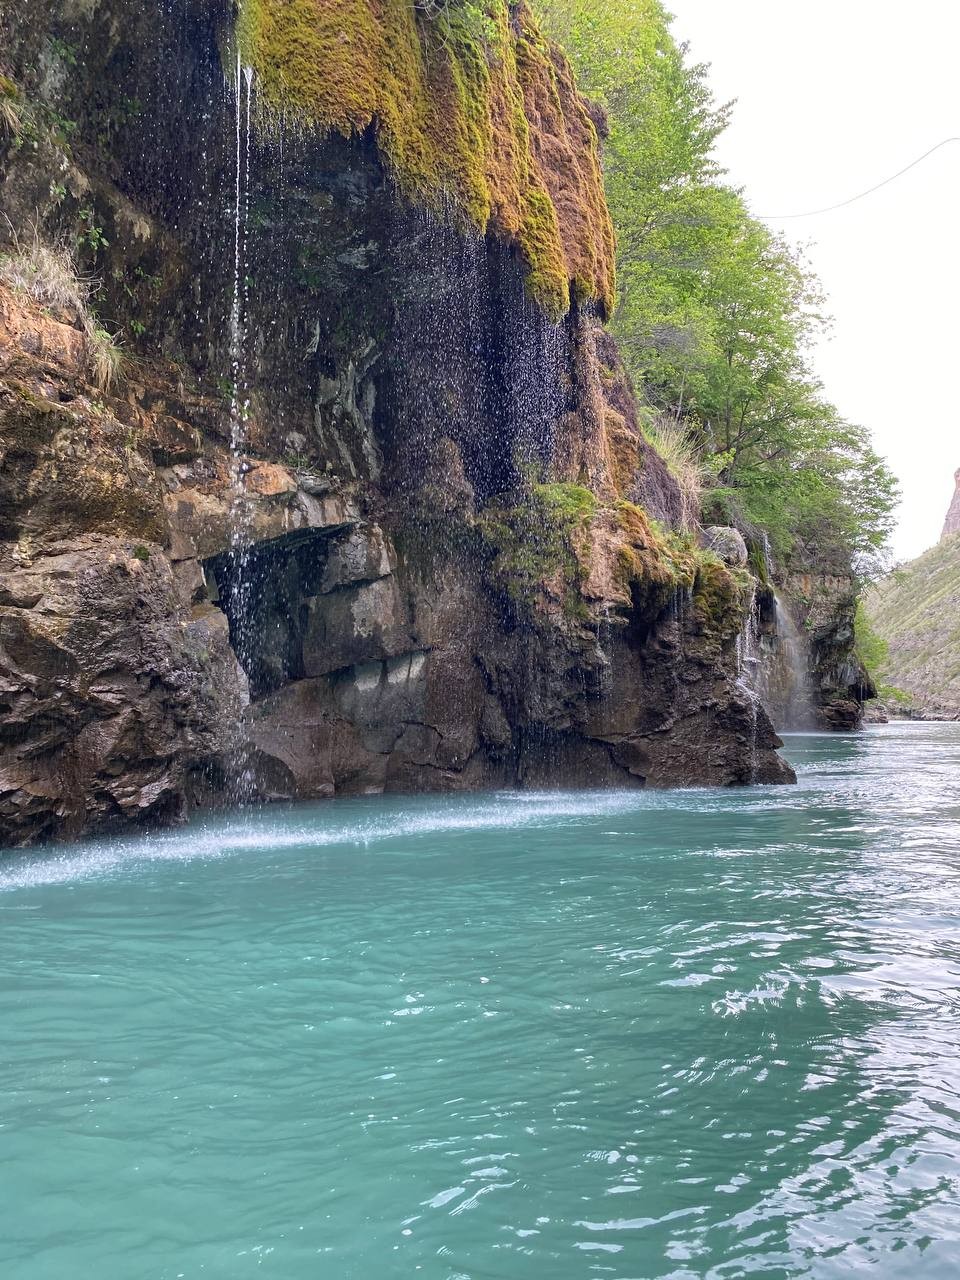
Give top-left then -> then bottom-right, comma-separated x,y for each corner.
0,228 -> 126,391
0,233 -> 90,314
86,324 -> 125,391
644,414 -> 708,530
0,74 -> 22,138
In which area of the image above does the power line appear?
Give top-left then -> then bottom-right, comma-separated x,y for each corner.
758,136 -> 960,220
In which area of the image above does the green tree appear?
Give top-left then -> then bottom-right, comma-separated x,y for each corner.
534,0 -> 898,565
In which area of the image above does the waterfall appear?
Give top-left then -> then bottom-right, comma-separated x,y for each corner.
743,533 -> 814,733
773,593 -> 814,730
735,585 -> 762,782
224,56 -> 257,803
594,602 -> 614,707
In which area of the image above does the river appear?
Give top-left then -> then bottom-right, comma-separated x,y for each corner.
2,723 -> 960,1278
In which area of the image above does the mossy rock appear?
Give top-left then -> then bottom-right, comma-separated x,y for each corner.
478,481 -> 599,614
615,501 -> 695,592
693,556 -> 753,639
236,0 -> 615,317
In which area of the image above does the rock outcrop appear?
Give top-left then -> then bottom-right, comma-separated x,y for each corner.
0,0 -> 795,847
942,468 -> 960,542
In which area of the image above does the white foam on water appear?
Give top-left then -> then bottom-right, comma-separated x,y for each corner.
0,743 -> 849,896
0,791 -> 663,893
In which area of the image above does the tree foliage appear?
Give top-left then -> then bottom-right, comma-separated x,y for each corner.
535,0 -> 898,566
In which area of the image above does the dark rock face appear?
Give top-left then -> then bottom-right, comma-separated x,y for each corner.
232,531 -> 792,801
0,0 -> 795,847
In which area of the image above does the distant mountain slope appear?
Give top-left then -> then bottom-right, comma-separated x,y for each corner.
866,533 -> 960,713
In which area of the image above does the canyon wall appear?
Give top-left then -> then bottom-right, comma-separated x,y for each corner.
0,0 -> 796,846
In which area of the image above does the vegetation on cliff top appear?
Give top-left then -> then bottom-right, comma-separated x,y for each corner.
237,0 -> 615,316
536,0 -> 898,568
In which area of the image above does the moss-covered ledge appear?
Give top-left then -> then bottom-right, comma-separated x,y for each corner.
236,0 -> 615,317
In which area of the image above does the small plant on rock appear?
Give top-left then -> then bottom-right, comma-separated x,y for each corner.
86,324 -> 125,391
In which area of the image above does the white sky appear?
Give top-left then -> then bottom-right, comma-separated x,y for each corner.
664,0 -> 960,562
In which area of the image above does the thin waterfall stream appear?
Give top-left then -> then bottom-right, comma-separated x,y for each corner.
774,590 -> 816,729
224,57 -> 256,801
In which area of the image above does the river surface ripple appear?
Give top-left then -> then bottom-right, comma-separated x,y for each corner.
3,724 -> 960,1278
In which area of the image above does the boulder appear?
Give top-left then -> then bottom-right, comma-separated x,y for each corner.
701,526 -> 749,567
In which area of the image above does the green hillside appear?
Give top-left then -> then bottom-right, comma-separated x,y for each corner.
865,533 -> 960,713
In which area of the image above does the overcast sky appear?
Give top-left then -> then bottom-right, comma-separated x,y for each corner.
664,0 -> 960,562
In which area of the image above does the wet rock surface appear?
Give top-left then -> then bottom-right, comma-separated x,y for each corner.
0,0 -> 797,847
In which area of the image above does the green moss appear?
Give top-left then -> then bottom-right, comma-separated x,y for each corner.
614,499 -> 756,639
236,0 -> 614,316
747,540 -> 770,586
615,501 -> 696,595
517,187 -> 569,318
478,481 -> 598,612
534,481 -> 599,523
693,556 -> 753,637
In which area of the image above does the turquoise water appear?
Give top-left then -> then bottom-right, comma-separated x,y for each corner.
3,724 -> 960,1279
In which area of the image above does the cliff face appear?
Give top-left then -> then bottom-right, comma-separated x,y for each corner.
866,534 -> 960,719
768,571 -> 873,732
942,469 -> 960,542
0,0 -> 793,846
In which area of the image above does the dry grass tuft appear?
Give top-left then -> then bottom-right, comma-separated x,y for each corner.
645,414 -> 708,530
0,230 -> 91,316
0,95 -> 21,138
0,75 -> 22,138
86,324 -> 125,391
1,224 -> 126,391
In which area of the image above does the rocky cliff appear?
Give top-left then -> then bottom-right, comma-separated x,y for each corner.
0,0 -> 794,847
761,567 -> 874,732
942,469 -> 960,542
866,533 -> 960,719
